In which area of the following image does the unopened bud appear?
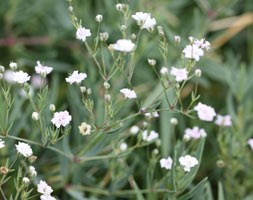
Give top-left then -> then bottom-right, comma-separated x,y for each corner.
103,82 -> 110,89
87,88 -> 92,95
49,104 -> 55,112
120,25 -> 127,32
157,26 -> 164,36
99,32 -> 109,41
170,118 -> 178,125
116,3 -> 125,11
195,69 -> 202,77
80,86 -> 86,93
68,6 -> 73,12
174,35 -> 181,43
147,59 -> 156,66
32,112 -> 39,121
160,67 -> 168,75
0,166 -> 8,175
95,14 -> 103,23
0,65 -> 5,73
22,177 -> 30,185
9,62 -> 17,70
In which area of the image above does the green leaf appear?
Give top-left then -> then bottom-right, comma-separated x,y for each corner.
218,182 -> 225,200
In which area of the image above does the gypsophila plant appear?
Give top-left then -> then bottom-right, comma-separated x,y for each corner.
0,0 -> 252,199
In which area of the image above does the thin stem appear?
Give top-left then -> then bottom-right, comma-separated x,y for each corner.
0,187 -> 7,200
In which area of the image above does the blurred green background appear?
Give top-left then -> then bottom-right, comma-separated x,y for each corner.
0,0 -> 253,199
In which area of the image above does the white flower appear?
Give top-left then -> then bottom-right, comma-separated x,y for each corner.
51,110 -> 72,128
120,143 -> 128,151
0,139 -> 5,149
76,26 -> 91,41
112,39 -> 135,52
132,12 -> 156,30
170,67 -> 188,82
179,155 -> 198,172
65,70 -> 87,84
184,126 -> 207,140
130,125 -> 140,135
40,195 -> 56,200
120,88 -> 137,99
145,111 -> 159,119
29,166 -> 37,177
78,122 -> 92,135
183,44 -> 204,61
13,70 -> 30,84
248,138 -> 253,150
215,115 -> 232,127
194,102 -> 216,121
3,70 -> 15,83
35,61 -> 53,76
160,156 -> 173,170
15,142 -> 33,157
194,38 -> 210,50
32,112 -> 39,121
160,67 -> 168,75
142,130 -> 159,142
37,180 -> 53,195
31,74 -> 47,89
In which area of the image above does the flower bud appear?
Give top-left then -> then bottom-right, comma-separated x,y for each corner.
147,59 -> 156,66
99,32 -> 109,41
174,35 -> 181,43
9,62 -> 17,70
103,82 -> 110,89
104,94 -> 111,102
95,14 -> 103,23
49,104 -> 56,112
22,177 -> 30,185
28,166 -> 37,177
170,118 -> 178,125
0,166 -> 8,175
160,67 -> 168,75
157,26 -> 164,36
68,6 -> 73,12
0,65 -> 5,73
116,3 -> 125,11
131,33 -> 136,40
152,148 -> 159,155
80,86 -> 86,93
0,73 -> 3,80
32,112 -> 39,121
87,88 -> 92,95
119,143 -> 127,151
120,25 -> 127,32
195,69 -> 202,77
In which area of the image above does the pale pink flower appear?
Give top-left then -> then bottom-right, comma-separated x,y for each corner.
248,138 -> 253,150
37,180 -> 53,195
13,70 -> 30,84
160,156 -> 173,170
183,44 -> 204,61
15,142 -> 33,157
184,126 -> 207,140
179,155 -> 198,172
120,88 -> 137,99
215,115 -> 232,127
132,12 -> 156,30
51,110 -> 72,128
112,39 -> 135,52
66,71 -> 87,84
76,26 -> 91,41
194,102 -> 216,121
142,130 -> 159,142
35,61 -> 53,76
0,139 -> 5,149
170,67 -> 188,82
40,195 -> 56,200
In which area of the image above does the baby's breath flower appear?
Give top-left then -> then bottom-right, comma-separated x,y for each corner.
95,14 -> 103,22
0,166 -> 8,175
120,88 -> 137,99
99,32 -> 109,41
183,44 -> 204,61
29,166 -> 37,177
3,70 -> 15,83
112,39 -> 135,52
76,26 -> 91,41
157,26 -> 164,36
31,74 -> 47,89
184,126 -> 207,141
35,61 -> 53,76
115,3 -> 125,11
78,122 -> 92,135
152,148 -> 159,155
9,62 -> 17,70
0,139 -> 5,149
103,82 -> 110,89
147,59 -> 156,66
0,65 -> 5,73
22,177 -> 30,185
49,104 -> 56,112
170,118 -> 178,125
15,142 -> 33,157
179,155 -> 198,172
37,180 -> 53,195
160,156 -> 173,170
40,195 -> 56,200
170,67 -> 188,82
132,12 -> 156,31
66,70 -> 87,84
194,38 -> 210,50
130,125 -> 140,135
13,70 -> 30,84
32,112 -> 39,121
248,138 -> 253,150
160,67 -> 168,75
174,35 -> 181,43
195,69 -> 202,77
215,114 -> 232,127
119,143 -> 128,151
51,110 -> 72,128
142,130 -> 159,142
0,73 -> 3,80
194,102 -> 216,121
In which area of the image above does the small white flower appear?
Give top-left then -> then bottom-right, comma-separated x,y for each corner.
0,139 -> 5,149
194,38 -> 210,50
51,110 -> 72,128
132,12 -> 156,30
15,142 -> 33,157
248,138 -> 253,150
31,74 -> 47,89
29,166 -> 37,177
40,195 -> 56,200
65,70 -> 87,84
76,26 -> 91,41
184,126 -> 207,140
142,130 -> 159,142
120,143 -> 128,151
215,115 -> 232,127
160,67 -> 168,75
13,70 -> 30,84
32,112 -> 39,121
120,88 -> 137,99
22,177 -> 30,185
160,156 -> 173,170
78,122 -> 92,135
37,180 -> 53,195
174,35 -> 181,43
194,102 -> 216,121
183,44 -> 204,61
179,155 -> 198,172
112,39 -> 135,52
35,61 -> 53,76
9,62 -> 17,70
170,67 -> 188,82
130,125 -> 140,135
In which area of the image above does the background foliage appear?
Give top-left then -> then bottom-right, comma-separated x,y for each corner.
0,0 -> 253,199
